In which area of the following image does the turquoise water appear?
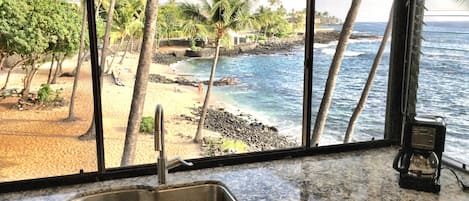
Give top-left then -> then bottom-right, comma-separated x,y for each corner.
172,22 -> 468,164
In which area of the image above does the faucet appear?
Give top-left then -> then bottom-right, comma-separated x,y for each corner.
154,104 -> 193,185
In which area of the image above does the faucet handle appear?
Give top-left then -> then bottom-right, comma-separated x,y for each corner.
167,157 -> 194,169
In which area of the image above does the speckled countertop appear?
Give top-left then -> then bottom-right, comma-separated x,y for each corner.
1,147 -> 468,201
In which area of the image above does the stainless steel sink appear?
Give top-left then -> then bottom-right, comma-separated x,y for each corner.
71,188 -> 154,201
154,181 -> 237,201
69,181 -> 237,201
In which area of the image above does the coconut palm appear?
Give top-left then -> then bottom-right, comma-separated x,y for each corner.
181,19 -> 209,48
181,0 -> 255,143
311,0 -> 362,146
158,0 -> 183,40
78,0 -> 119,140
253,6 -> 273,37
121,0 -> 159,166
105,0 -> 145,74
119,17 -> 144,64
344,6 -> 393,143
100,0 -> 117,74
67,0 -> 88,121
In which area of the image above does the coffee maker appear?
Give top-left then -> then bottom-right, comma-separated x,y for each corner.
393,115 -> 446,193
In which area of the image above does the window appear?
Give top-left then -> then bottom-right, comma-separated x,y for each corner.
107,0 -> 309,168
311,0 -> 393,146
417,1 -> 469,165
0,0 -> 97,182
0,0 -> 399,192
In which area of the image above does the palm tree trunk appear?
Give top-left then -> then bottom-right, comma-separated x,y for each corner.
119,37 -> 132,64
100,0 -> 116,73
105,36 -> 125,74
121,0 -> 159,166
73,1 -> 87,77
51,54 -> 64,84
95,0 -> 102,19
194,38 -> 221,143
0,53 -> 6,71
47,54 -> 56,84
137,41 -> 142,52
79,0 -> 106,141
344,6 -> 393,143
311,0 -> 362,146
67,1 -> 88,121
79,117 -> 96,140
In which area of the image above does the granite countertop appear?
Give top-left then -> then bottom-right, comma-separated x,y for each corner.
1,146 -> 467,201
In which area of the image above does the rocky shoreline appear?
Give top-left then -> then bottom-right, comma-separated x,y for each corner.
148,74 -> 239,87
183,107 -> 297,153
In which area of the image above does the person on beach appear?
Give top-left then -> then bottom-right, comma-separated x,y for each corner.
198,83 -> 204,94
197,83 -> 204,103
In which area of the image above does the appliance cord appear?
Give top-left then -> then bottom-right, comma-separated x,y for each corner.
442,168 -> 469,191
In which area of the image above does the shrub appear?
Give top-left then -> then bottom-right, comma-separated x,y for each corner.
190,45 -> 201,51
257,35 -> 266,41
140,116 -> 154,133
37,84 -> 63,104
38,84 -> 53,103
221,140 -> 248,154
54,89 -> 63,102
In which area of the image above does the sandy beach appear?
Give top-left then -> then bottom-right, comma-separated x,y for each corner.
0,51 -> 220,182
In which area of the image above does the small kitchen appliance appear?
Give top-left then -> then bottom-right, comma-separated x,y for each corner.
393,115 -> 446,193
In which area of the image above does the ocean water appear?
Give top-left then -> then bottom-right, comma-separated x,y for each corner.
172,22 -> 468,164
418,21 -> 469,164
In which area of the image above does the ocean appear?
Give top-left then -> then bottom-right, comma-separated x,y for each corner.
172,22 -> 468,164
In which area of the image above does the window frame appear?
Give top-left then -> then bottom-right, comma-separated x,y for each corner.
0,0 -> 403,193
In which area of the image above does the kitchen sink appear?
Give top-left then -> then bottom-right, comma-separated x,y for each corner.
69,181 -> 237,201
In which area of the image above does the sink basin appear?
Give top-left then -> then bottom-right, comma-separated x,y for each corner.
155,181 -> 237,201
69,181 -> 237,201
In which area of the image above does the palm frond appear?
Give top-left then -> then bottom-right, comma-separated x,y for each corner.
180,3 -> 209,22
211,0 -> 232,23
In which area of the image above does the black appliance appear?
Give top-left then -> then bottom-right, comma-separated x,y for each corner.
393,115 -> 446,193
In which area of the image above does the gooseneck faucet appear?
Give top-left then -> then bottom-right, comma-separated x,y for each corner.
155,104 -> 193,185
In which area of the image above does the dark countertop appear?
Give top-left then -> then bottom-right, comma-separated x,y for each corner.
1,146 -> 467,201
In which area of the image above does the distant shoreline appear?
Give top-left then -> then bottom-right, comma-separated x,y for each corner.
154,30 -> 381,65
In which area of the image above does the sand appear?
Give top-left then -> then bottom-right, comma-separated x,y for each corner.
0,52 -> 220,182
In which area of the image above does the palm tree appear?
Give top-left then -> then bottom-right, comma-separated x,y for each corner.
311,0 -> 362,146
67,0 -> 88,121
181,0 -> 254,143
79,0 -> 119,140
119,17 -> 144,64
181,19 -> 208,48
0,53 -> 5,71
100,0 -> 117,74
344,6 -> 393,143
267,0 -> 280,6
105,0 -> 145,74
253,6 -> 273,37
121,0 -> 159,166
158,0 -> 182,40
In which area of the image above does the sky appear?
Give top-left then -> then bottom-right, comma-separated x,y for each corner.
256,0 -> 469,22
160,0 -> 469,22
255,0 -> 394,22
